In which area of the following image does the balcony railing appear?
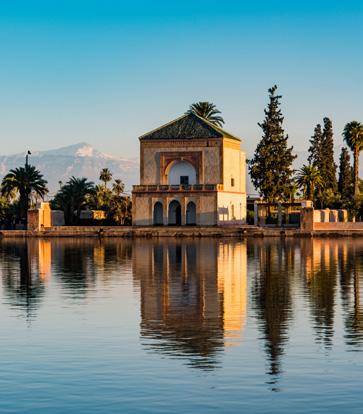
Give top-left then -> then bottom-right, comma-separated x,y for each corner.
133,184 -> 223,192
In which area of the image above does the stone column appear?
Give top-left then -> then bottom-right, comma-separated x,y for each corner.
300,208 -> 314,231
330,210 -> 338,223
338,209 -> 348,222
254,202 -> 259,226
163,197 -> 169,226
313,209 -> 322,223
181,197 -> 186,226
322,209 -> 330,223
259,205 -> 266,226
277,203 -> 283,227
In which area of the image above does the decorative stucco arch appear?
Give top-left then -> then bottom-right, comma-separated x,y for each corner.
153,201 -> 163,225
159,152 -> 202,185
186,201 -> 196,225
168,200 -> 182,225
166,160 -> 197,185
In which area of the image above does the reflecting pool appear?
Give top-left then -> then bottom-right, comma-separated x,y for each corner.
0,238 -> 362,413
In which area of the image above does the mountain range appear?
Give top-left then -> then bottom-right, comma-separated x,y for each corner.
0,143 -> 139,196
0,142 -> 352,197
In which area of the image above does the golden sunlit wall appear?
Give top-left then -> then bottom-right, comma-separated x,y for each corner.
217,241 -> 247,345
38,240 -> 52,281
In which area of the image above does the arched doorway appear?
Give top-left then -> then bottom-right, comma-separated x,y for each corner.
168,200 -> 181,225
186,201 -> 196,225
153,202 -> 163,226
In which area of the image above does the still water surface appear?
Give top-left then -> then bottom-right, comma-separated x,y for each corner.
0,238 -> 362,413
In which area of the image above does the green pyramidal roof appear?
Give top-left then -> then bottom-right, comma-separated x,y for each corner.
139,112 -> 240,141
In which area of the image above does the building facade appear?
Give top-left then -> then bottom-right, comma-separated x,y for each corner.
132,112 -> 246,226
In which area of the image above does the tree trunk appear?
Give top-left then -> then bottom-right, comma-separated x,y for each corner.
19,190 -> 29,224
354,147 -> 359,196
309,184 -> 314,201
76,205 -> 82,225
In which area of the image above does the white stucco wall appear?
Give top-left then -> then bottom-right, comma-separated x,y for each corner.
132,196 -> 152,226
217,192 -> 246,225
222,140 -> 246,193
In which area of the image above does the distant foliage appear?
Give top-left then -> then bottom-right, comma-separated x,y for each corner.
51,177 -> 95,225
52,171 -> 132,225
89,175 -> 132,225
187,102 -> 224,127
248,85 -> 296,203
99,168 -> 113,188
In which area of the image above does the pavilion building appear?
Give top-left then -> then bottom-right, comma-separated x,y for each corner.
132,112 -> 246,226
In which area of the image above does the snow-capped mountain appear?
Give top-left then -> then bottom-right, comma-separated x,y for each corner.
0,143 -> 139,195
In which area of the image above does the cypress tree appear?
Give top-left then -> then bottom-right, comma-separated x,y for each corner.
338,147 -> 353,205
308,124 -> 323,167
249,85 -> 296,203
321,117 -> 337,191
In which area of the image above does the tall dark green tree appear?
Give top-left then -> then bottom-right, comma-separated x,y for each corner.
307,119 -> 338,207
249,85 -> 296,203
338,147 -> 353,206
321,117 -> 337,192
308,124 -> 323,167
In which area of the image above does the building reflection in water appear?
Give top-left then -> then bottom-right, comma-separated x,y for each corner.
0,238 -> 134,319
1,237 -> 363,378
0,239 -> 51,320
133,239 -> 247,370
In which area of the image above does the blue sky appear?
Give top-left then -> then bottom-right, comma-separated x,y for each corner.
0,0 -> 362,158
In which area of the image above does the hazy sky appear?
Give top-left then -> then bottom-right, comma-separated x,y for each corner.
0,0 -> 362,159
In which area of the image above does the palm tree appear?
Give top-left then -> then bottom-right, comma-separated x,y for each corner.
52,177 -> 94,224
343,121 -> 363,196
99,168 -> 112,188
187,102 -> 224,127
1,164 -> 48,223
288,183 -> 299,203
295,165 -> 324,201
112,179 -> 125,196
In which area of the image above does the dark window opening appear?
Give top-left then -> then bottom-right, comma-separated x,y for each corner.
180,176 -> 189,185
231,178 -> 235,187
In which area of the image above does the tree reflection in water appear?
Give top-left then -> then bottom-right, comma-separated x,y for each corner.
301,239 -> 363,349
0,238 -> 133,319
302,239 -> 337,349
1,237 -> 363,382
338,241 -> 363,347
249,239 -> 293,388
